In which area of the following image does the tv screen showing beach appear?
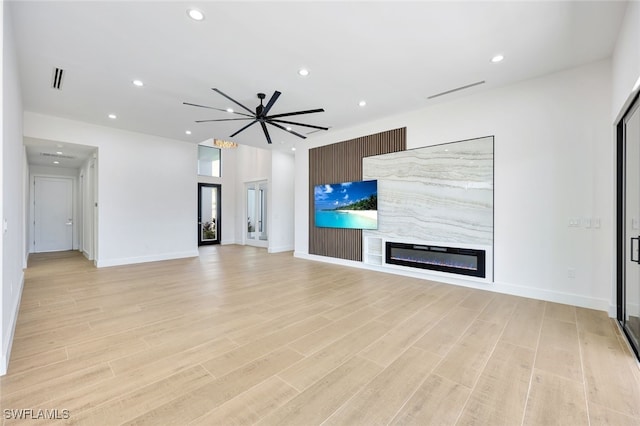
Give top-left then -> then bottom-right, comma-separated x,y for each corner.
314,180 -> 378,229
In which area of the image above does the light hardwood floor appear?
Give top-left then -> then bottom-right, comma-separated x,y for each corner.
1,246 -> 639,425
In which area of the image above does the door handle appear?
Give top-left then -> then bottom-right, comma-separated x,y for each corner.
631,237 -> 640,263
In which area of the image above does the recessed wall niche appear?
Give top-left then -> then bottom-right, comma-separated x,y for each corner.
363,136 -> 494,281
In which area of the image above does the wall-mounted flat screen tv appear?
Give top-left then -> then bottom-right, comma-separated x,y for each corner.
314,179 -> 378,229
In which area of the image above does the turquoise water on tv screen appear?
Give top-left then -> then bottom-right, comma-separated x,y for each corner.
315,210 -> 377,230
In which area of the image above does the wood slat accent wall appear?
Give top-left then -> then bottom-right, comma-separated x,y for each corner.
309,127 -> 406,261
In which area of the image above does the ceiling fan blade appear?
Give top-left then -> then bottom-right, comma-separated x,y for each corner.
269,119 -> 329,131
267,121 -> 307,139
195,118 -> 253,123
260,122 -> 273,144
267,108 -> 325,119
183,102 -> 227,112
212,88 -> 255,115
261,91 -> 281,117
183,102 -> 253,118
230,119 -> 258,137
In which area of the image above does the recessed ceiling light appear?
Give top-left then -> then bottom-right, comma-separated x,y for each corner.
358,100 -> 367,107
56,151 -> 63,155
108,114 -> 117,119
226,108 -> 234,113
491,54 -> 504,63
291,147 -> 296,151
53,161 -> 60,164
298,68 -> 309,77
132,79 -> 144,87
185,130 -> 192,135
187,8 -> 204,21
286,126 -> 292,131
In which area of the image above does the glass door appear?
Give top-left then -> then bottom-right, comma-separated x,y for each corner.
619,95 -> 640,359
246,180 -> 268,247
198,183 -> 221,245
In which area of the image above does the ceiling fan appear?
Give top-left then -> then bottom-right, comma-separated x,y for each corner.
184,89 -> 329,144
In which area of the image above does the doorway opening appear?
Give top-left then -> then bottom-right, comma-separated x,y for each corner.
617,92 -> 640,360
198,183 -> 221,245
246,180 -> 268,247
26,139 -> 98,261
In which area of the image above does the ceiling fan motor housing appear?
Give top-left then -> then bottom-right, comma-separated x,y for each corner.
256,93 -> 266,117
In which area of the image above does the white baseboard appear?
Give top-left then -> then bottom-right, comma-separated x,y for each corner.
294,252 -> 364,268
1,271 -> 25,376
490,280 -> 611,313
294,252 -> 612,314
96,250 -> 199,268
268,245 -> 294,254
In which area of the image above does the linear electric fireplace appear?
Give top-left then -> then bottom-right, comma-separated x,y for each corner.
385,242 -> 486,278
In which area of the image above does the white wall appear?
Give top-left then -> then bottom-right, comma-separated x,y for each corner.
294,147 -> 310,255
296,59 -> 614,313
0,0 -> 5,375
78,157 -> 97,259
269,150 -> 295,253
1,0 -> 26,375
30,165 -> 78,176
612,0 -> 640,121
23,152 -> 29,267
1,0 -> 6,376
23,113 -> 198,267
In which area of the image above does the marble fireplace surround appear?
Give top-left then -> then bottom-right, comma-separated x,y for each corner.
363,136 -> 494,282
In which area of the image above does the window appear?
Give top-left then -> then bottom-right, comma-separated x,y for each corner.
198,145 -> 221,177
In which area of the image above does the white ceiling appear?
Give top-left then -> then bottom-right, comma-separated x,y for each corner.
24,137 -> 97,169
10,0 -> 627,159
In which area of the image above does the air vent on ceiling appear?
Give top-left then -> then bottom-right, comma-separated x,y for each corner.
51,67 -> 65,90
427,80 -> 485,100
40,152 -> 76,160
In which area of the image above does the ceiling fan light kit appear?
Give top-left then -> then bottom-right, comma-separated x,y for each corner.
185,89 -> 329,144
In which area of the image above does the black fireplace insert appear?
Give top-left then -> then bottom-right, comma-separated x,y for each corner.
385,242 -> 486,278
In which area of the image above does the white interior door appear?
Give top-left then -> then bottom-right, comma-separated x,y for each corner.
34,176 -> 73,252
